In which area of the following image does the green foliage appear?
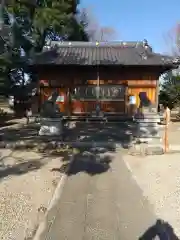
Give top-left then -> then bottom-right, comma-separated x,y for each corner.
0,53 -> 11,94
6,0 -> 87,52
159,72 -> 180,108
0,0 -> 89,96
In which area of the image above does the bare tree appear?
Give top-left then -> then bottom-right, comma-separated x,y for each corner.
164,23 -> 180,56
96,26 -> 116,41
79,7 -> 116,42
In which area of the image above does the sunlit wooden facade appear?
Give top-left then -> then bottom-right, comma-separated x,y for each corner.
31,41 -> 176,116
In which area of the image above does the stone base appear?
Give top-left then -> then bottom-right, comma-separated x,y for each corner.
134,111 -> 161,143
91,111 -> 104,117
136,137 -> 162,144
39,118 -> 63,136
129,143 -> 164,156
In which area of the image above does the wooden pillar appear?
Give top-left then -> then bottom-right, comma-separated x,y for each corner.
155,79 -> 159,112
125,86 -> 128,114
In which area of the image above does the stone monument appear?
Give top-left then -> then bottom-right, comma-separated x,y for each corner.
134,92 -> 161,143
38,91 -> 63,136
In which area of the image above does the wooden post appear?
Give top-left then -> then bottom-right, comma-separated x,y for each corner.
164,122 -> 168,153
164,107 -> 170,153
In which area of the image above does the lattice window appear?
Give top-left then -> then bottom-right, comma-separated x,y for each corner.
71,85 -> 126,100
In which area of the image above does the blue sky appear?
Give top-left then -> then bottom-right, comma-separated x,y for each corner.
80,0 -> 180,54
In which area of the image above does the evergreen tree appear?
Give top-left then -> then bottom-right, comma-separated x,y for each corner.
159,72 -> 180,108
0,0 -> 89,96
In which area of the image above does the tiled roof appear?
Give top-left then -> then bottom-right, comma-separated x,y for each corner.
33,41 -> 177,66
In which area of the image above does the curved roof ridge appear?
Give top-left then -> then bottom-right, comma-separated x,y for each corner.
49,41 -> 143,48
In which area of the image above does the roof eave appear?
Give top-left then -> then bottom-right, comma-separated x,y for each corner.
158,63 -> 179,73
29,62 -> 179,68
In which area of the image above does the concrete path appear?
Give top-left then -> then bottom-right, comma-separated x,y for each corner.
34,149 -> 157,240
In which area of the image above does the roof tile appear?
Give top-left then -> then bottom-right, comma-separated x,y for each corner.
33,41 -> 176,66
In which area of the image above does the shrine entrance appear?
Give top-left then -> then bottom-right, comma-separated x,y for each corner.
40,84 -> 127,116
71,84 -> 127,115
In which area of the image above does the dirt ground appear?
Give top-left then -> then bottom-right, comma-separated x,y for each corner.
0,148 -> 65,240
124,152 -> 180,238
121,118 -> 180,238
159,121 -> 180,147
1,116 -> 180,238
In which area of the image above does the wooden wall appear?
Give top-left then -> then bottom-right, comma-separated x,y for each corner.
127,79 -> 157,107
37,66 -> 159,114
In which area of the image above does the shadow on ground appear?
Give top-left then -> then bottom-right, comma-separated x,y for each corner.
139,219 -> 179,240
0,121 -> 135,178
65,121 -> 135,149
50,122 -> 135,176
0,160 -> 44,179
171,118 -> 180,123
0,112 -> 17,128
0,123 -> 40,141
51,146 -> 115,176
0,121 -> 135,148
0,121 -> 18,128
0,152 -> 45,180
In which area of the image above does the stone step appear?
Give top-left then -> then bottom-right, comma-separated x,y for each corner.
138,127 -> 160,132
135,114 -> 160,118
136,117 -> 160,122
135,112 -> 160,118
138,138 -> 161,141
138,128 -> 160,133
129,144 -> 164,155
137,133 -> 160,137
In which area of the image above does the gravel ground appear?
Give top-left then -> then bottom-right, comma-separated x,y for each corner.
0,149 -> 64,240
124,153 -> 180,237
